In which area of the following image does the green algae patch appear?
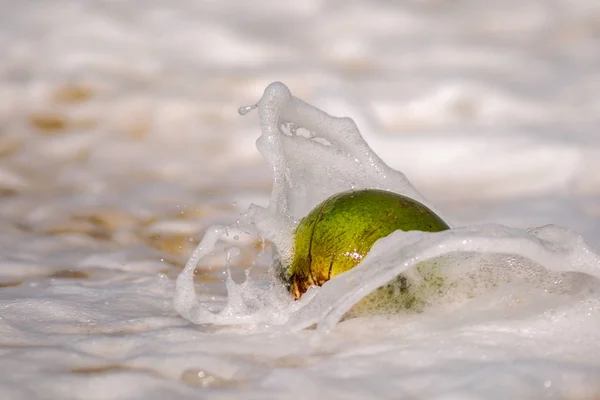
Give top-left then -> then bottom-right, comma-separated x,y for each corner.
279,189 -> 450,305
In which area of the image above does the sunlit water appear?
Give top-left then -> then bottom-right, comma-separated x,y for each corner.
1,1 -> 600,399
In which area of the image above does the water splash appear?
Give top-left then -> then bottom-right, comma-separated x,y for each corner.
174,82 -> 600,331
237,104 -> 257,116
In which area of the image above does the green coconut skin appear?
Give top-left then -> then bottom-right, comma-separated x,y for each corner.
284,189 -> 450,300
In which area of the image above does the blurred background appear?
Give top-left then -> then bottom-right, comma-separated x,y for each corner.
1,0 -> 600,284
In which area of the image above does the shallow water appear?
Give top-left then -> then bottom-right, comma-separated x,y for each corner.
1,1 -> 600,399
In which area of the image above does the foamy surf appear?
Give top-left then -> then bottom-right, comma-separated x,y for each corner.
3,1 -> 600,397
174,82 -> 600,336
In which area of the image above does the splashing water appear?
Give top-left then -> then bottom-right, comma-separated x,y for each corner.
174,82 -> 600,333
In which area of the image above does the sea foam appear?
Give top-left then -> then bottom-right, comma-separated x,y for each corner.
174,82 -> 600,333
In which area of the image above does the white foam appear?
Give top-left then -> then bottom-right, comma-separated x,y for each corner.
174,83 -> 600,340
173,81 -> 445,326
3,2 -> 600,398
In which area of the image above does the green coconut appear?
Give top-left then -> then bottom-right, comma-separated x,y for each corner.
279,189 -> 450,311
